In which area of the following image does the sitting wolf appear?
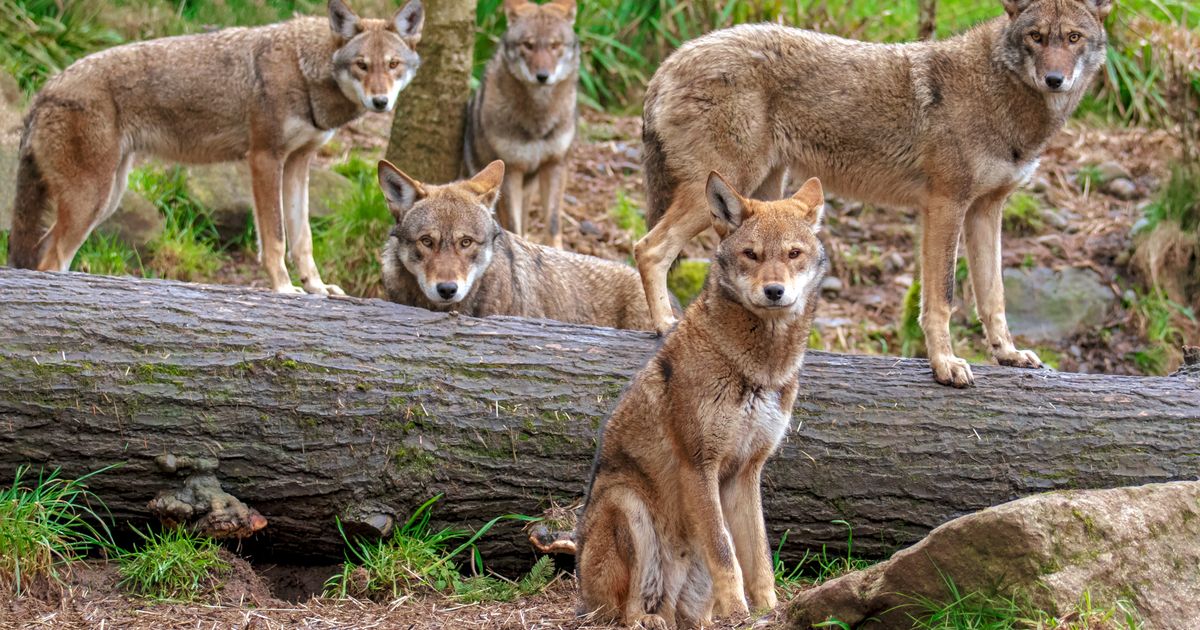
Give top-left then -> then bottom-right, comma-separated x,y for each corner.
378,160 -> 657,331
577,173 -> 829,628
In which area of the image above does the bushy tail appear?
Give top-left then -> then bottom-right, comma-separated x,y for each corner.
641,104 -> 676,231
8,114 -> 50,269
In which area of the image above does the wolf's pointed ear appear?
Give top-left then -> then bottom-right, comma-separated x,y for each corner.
1001,0 -> 1034,18
503,0 -> 530,20
466,160 -> 506,209
706,171 -> 751,238
328,0 -> 361,40
378,160 -> 426,222
791,177 -> 826,232
1082,0 -> 1112,21
550,0 -> 578,21
391,0 -> 424,48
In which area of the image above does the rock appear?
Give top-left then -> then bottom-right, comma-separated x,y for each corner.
1039,207 -> 1071,230
1103,177 -> 1138,200
1002,267 -> 1115,342
95,192 -> 164,251
1095,160 -> 1132,182
0,77 -> 23,232
893,274 -> 913,289
820,276 -> 844,295
188,163 -> 355,244
784,481 -> 1200,629
884,252 -> 906,273
578,219 -> 602,237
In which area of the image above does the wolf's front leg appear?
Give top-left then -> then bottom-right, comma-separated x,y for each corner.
965,190 -> 1041,369
720,462 -> 777,610
920,199 -> 973,387
283,148 -> 343,296
679,464 -> 748,618
539,158 -> 567,249
249,150 -> 303,294
498,165 -> 526,237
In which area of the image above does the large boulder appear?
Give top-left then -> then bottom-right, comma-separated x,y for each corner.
0,72 -> 23,232
1003,267 -> 1116,342
785,481 -> 1200,629
187,163 -> 355,244
95,191 -> 164,251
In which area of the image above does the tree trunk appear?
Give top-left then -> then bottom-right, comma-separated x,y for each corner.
918,0 -> 938,40
1,270 -> 1198,573
385,0 -> 476,184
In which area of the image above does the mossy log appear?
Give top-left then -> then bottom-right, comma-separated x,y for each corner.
1,269 -> 1198,573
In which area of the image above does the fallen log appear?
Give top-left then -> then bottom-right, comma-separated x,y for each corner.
0,269 -> 1197,573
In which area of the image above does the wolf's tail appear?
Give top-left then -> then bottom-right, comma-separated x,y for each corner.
8,112 -> 50,269
641,103 -> 677,231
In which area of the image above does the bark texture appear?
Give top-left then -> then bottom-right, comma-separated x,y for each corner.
385,0 -> 476,183
0,269 -> 1198,572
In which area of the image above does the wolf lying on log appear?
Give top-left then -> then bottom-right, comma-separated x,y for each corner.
0,269 -> 1197,572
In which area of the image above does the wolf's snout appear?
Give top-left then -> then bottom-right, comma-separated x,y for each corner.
436,282 -> 459,299
535,71 -> 550,84
371,96 -> 390,110
763,284 -> 786,302
1044,72 -> 1064,90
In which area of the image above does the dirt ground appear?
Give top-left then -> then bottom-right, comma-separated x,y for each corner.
0,556 -> 779,629
309,108 -> 1184,376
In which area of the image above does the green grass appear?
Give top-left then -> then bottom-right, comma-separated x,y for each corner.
324,495 -> 540,601
1002,192 -> 1045,235
453,555 -> 555,604
129,165 -> 225,282
773,521 -> 874,597
667,259 -> 709,307
0,229 -> 8,263
71,232 -> 142,277
0,0 -> 121,93
117,526 -> 230,602
311,155 -> 393,298
899,278 -> 925,357
0,465 -> 115,595
1126,287 -> 1196,375
1138,163 -> 1200,234
608,188 -> 646,242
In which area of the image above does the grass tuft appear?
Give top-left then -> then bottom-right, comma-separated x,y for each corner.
312,155 -> 392,298
71,232 -> 142,277
130,165 -> 225,282
117,526 -> 230,602
1002,192 -> 1045,235
774,521 -> 873,597
0,465 -> 115,595
0,229 -> 8,263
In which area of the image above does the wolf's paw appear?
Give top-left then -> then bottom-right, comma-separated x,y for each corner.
274,284 -> 306,295
713,592 -> 750,618
748,585 -> 778,611
654,316 -> 679,337
631,614 -> 670,629
931,354 -> 975,388
995,347 -> 1042,369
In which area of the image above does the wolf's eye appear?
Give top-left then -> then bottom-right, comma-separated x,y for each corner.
419,236 -> 434,248
522,41 -> 536,51
1068,32 -> 1082,43
743,249 -> 758,261
459,237 -> 474,249
388,59 -> 401,70
356,59 -> 369,71
1029,32 -> 1043,44
789,249 -> 802,259
549,42 -> 562,51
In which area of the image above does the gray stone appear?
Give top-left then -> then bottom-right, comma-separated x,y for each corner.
820,276 -> 844,295
1039,207 -> 1071,230
785,482 -> 1200,629
1095,160 -> 1132,182
1003,267 -> 1115,342
0,80 -> 23,232
187,162 -> 355,244
1103,177 -> 1138,200
578,219 -> 602,237
95,191 -> 164,251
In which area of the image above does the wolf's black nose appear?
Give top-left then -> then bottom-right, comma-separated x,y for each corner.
764,284 -> 785,302
1045,73 -> 1064,89
372,96 -> 390,109
536,72 -> 550,84
436,282 -> 458,299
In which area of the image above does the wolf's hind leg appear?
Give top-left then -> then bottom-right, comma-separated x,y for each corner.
674,553 -> 713,629
634,181 -> 711,335
283,147 -> 343,296
750,165 -> 787,201
37,151 -> 123,272
965,190 -> 1042,369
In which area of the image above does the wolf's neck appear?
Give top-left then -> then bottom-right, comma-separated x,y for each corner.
693,287 -> 815,388
980,27 -> 1076,151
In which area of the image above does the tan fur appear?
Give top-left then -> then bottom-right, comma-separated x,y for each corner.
378,160 -> 656,331
576,175 -> 828,628
464,0 -> 579,249
637,0 -> 1110,387
8,0 -> 424,296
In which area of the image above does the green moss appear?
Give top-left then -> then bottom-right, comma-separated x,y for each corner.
667,259 -> 710,308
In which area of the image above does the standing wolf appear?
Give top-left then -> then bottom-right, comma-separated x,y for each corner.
378,159 -> 657,331
464,0 -> 579,249
637,0 -> 1110,387
8,0 -> 424,295
576,174 -> 828,628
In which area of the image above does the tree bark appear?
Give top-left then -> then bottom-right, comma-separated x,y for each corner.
918,0 -> 938,40
385,0 -> 476,183
1,270 -> 1198,573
